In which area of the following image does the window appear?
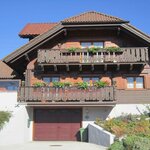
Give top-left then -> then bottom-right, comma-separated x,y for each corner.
93,42 -> 103,48
43,77 -> 60,84
81,42 -> 104,48
81,42 -> 91,48
82,77 -> 99,85
127,77 -> 143,89
0,81 -> 19,91
91,77 -> 99,82
83,77 -> 90,82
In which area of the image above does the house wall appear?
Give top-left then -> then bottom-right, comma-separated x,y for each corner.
43,30 -> 145,49
82,104 -> 147,128
0,92 -> 33,145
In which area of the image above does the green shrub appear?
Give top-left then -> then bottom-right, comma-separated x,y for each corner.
109,141 -> 124,150
64,82 -> 72,87
123,135 -> 150,150
94,80 -> 109,88
0,111 -> 12,129
87,47 -> 100,54
109,136 -> 150,150
123,135 -> 138,150
95,114 -> 150,138
76,82 -> 88,90
133,136 -> 150,150
52,81 -> 72,88
33,82 -> 47,87
52,82 -> 65,88
67,47 -> 80,53
106,47 -> 121,52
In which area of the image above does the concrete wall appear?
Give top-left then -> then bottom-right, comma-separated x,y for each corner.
88,123 -> 115,147
0,92 -> 33,145
82,104 -> 147,128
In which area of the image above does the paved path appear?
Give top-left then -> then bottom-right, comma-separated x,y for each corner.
0,141 -> 107,150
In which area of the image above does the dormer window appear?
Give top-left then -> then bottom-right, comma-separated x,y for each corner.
81,42 -> 104,48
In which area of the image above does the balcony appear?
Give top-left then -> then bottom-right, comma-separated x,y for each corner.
18,86 -> 116,106
37,47 -> 148,65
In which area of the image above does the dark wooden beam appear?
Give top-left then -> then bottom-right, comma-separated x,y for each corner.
41,65 -> 44,72
116,64 -> 120,71
104,64 -> 107,71
54,65 -> 57,72
25,53 -> 30,62
91,64 -> 94,71
66,64 -> 69,71
117,27 -> 121,36
130,64 -> 133,71
64,29 -> 67,36
79,64 -> 82,72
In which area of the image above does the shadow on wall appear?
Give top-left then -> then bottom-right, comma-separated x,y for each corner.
26,107 -> 33,128
83,106 -> 114,123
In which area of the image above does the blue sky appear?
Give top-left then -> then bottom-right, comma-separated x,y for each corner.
0,0 -> 150,59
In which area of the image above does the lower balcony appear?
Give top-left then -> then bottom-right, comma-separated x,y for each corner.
18,86 -> 116,106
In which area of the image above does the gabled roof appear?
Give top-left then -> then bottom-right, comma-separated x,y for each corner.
3,11 -> 150,68
0,61 -> 16,79
61,11 -> 128,24
19,23 -> 57,38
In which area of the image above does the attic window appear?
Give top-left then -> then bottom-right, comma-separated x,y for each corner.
81,42 -> 104,48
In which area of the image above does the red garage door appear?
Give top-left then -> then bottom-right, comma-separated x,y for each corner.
34,108 -> 82,141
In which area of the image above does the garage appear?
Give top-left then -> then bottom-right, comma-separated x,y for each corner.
34,108 -> 82,141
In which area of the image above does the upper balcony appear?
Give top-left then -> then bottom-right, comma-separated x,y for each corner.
37,47 -> 149,65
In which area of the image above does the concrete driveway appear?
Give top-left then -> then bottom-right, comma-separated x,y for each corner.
0,141 -> 107,150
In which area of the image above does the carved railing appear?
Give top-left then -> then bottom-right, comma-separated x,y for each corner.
18,86 -> 115,104
37,47 -> 148,64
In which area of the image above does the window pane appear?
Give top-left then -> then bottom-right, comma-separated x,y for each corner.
92,77 -> 99,82
93,42 -> 104,48
83,77 -> 90,82
51,77 -> 60,82
43,77 -> 50,84
136,77 -> 143,88
127,77 -> 134,88
81,42 -> 91,48
0,81 -> 19,91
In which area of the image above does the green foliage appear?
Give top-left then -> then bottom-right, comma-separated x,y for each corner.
67,47 -> 80,53
67,46 -> 121,54
76,82 -> 88,90
95,114 -> 150,138
109,136 -> 150,150
123,135 -> 137,150
52,81 -> 72,88
52,81 -> 65,88
133,136 -> 150,150
33,82 -> 47,87
64,82 -> 72,87
108,141 -> 124,150
105,47 -> 121,52
0,111 -> 12,130
94,80 -> 109,88
142,104 -> 150,117
87,47 -> 100,54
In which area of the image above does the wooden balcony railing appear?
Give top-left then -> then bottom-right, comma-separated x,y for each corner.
18,86 -> 115,104
37,47 -> 148,64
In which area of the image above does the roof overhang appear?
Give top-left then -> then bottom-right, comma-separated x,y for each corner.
3,23 -> 150,66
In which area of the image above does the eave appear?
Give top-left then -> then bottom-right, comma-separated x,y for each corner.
2,23 -> 150,67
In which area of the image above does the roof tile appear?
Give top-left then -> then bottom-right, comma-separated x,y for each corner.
19,23 -> 57,37
0,61 -> 16,78
61,11 -> 127,24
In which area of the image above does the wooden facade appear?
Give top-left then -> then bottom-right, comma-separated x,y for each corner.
2,12 -> 149,105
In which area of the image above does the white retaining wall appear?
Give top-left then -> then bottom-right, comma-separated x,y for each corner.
88,123 -> 115,147
0,92 -> 33,145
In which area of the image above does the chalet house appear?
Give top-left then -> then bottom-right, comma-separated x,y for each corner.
0,11 -> 150,144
